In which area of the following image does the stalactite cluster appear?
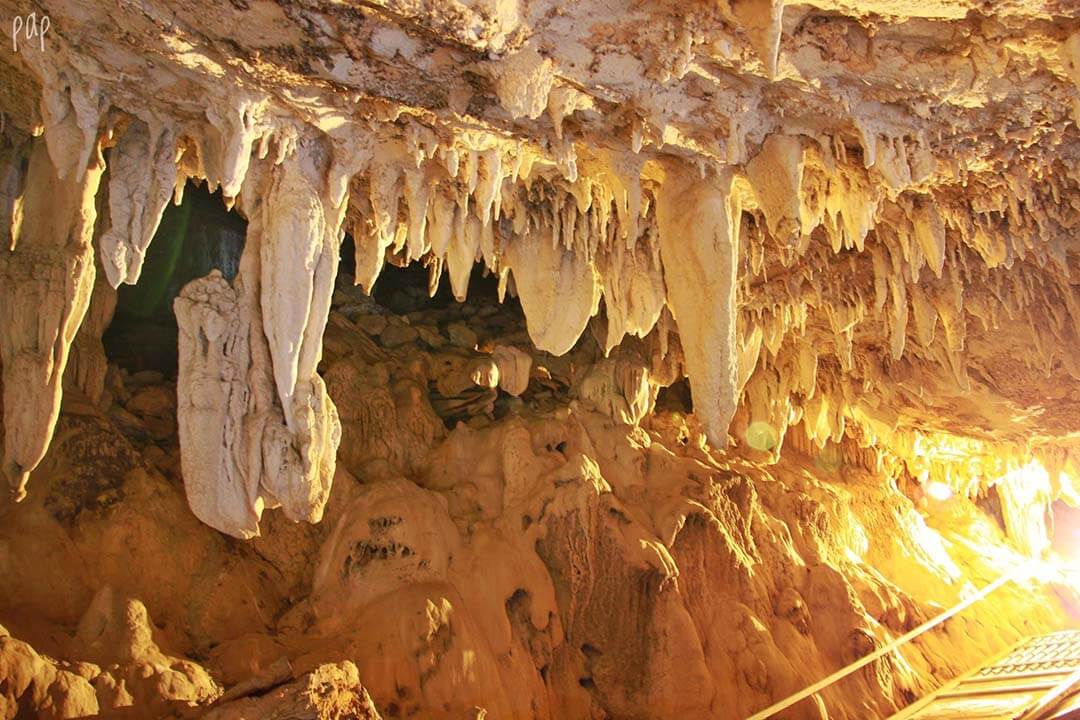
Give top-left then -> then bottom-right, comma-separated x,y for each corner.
3,0 -> 1080,718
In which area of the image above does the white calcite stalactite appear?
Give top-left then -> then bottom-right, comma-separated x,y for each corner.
204,99 -> 266,199
447,212 -> 482,302
503,224 -> 601,356
174,143 -> 342,538
257,149 -> 343,525
731,0 -> 785,79
657,167 -> 742,448
913,197 -> 947,278
98,118 -> 177,287
354,155 -> 402,293
599,239 -> 666,354
36,64 -> 103,183
0,136 -> 105,498
745,133 -> 804,242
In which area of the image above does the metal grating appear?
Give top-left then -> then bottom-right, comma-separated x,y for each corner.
891,630 -> 1080,720
974,634 -> 1080,678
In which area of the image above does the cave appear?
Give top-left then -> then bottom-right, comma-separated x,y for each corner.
4,2 -> 1080,719
103,182 -> 246,375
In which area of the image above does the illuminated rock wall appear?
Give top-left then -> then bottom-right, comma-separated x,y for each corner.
2,0 -> 1080,717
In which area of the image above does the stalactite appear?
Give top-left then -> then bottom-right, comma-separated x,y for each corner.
98,117 -> 177,287
746,133 -> 804,242
174,141 -> 342,537
0,134 -> 105,499
598,237 -> 666,354
656,166 -> 742,448
503,221 -> 601,355
730,0 -> 785,79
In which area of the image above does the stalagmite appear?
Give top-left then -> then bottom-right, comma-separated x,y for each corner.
492,345 -> 532,396
0,135 -> 104,499
174,270 -> 265,536
656,167 -> 742,447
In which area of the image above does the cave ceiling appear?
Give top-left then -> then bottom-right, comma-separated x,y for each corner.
2,0 -> 1080,520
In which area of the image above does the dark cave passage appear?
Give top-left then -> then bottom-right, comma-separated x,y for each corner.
103,182 -> 245,376
102,189 -> 524,381
339,232 -> 513,318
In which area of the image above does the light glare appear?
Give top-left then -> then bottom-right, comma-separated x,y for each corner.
925,481 -> 954,501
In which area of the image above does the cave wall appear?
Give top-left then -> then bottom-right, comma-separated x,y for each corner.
2,0 -> 1080,717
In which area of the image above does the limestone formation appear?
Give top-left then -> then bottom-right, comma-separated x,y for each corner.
173,145 -> 345,537
0,136 -> 103,499
657,167 -> 743,448
3,0 -> 1080,717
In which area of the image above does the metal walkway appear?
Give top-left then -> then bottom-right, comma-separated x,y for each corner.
747,574 -> 1018,720
890,630 -> 1080,720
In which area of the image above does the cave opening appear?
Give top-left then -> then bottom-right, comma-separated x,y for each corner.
338,232 -> 514,319
101,185 -> 531,396
103,182 -> 246,377
333,234 -> 538,430
655,378 -> 693,414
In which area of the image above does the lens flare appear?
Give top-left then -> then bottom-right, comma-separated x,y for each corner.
925,481 -> 954,501
746,421 -> 779,452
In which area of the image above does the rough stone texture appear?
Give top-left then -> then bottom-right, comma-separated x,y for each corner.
2,0 -> 1080,717
0,584 -> 220,719
0,136 -> 103,499
0,275 -> 1073,718
173,147 -> 343,538
202,661 -> 381,720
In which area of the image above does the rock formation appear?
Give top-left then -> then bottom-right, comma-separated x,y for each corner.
2,0 -> 1080,717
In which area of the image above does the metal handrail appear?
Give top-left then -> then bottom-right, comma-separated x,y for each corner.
745,571 -> 1018,720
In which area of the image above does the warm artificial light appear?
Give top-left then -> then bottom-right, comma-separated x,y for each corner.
925,481 -> 954,501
